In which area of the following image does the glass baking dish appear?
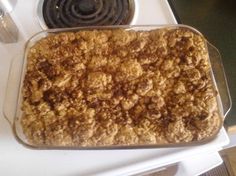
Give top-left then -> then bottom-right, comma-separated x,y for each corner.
3,25 -> 232,149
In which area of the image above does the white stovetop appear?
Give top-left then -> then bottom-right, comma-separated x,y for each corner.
0,0 -> 229,176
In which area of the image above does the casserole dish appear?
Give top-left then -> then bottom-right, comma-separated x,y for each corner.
3,25 -> 231,149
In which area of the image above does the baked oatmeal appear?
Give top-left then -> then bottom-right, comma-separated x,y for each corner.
21,27 -> 221,147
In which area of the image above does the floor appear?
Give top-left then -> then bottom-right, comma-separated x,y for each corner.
218,147 -> 236,176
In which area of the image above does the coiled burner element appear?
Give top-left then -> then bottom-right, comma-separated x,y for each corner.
43,0 -> 135,28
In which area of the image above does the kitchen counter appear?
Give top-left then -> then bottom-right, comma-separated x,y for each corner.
169,0 -> 236,130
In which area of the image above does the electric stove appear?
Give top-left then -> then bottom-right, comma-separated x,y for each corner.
0,0 -> 229,175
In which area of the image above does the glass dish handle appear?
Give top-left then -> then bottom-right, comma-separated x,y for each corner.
3,55 -> 23,127
207,42 -> 232,117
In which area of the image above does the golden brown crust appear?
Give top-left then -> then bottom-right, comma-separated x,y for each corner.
21,28 -> 221,147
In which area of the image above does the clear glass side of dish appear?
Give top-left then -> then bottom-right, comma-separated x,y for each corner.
3,25 -> 232,149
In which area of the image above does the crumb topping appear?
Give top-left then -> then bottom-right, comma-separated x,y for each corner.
21,28 -> 221,147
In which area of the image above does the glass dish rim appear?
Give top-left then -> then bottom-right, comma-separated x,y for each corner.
4,24 -> 231,149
